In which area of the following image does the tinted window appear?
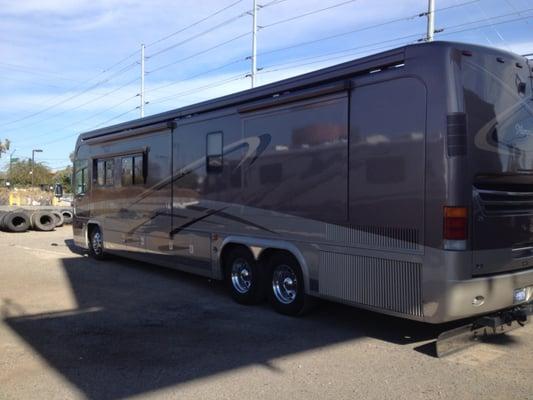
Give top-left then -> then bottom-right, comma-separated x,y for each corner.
121,154 -> 145,186
74,160 -> 88,195
121,157 -> 133,186
105,160 -> 114,185
95,159 -> 114,186
206,132 -> 223,172
97,160 -> 105,186
133,155 -> 144,185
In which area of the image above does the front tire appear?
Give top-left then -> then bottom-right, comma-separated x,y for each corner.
268,253 -> 311,316
225,247 -> 265,305
89,226 -> 105,260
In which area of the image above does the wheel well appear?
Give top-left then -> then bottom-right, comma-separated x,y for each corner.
258,248 -> 299,272
220,243 -> 253,278
220,243 -> 302,278
87,223 -> 100,241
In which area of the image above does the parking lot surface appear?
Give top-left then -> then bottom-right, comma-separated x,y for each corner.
1,228 -> 532,400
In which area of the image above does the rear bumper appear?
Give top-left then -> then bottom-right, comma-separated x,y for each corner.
436,301 -> 533,357
425,266 -> 533,323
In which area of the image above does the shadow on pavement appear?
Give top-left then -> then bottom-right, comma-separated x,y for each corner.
3,242 -> 463,400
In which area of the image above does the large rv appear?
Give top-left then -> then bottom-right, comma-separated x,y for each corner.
73,41 -> 533,325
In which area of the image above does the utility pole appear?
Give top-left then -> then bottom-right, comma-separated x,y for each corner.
140,43 -> 145,118
251,0 -> 258,88
31,149 -> 42,188
8,149 -> 16,185
426,0 -> 435,42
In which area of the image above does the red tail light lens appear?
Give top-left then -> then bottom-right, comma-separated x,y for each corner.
444,206 -> 468,240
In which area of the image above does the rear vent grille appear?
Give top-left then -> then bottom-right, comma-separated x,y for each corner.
475,189 -> 533,216
326,224 -> 420,250
319,252 -> 423,317
447,112 -> 467,156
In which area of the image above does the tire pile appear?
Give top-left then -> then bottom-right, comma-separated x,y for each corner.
0,209 -> 73,233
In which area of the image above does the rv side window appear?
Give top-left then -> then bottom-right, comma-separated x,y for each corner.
121,154 -> 145,186
74,160 -> 88,195
97,161 -> 105,186
133,155 -> 144,185
121,157 -> 133,186
206,132 -> 223,172
95,159 -> 114,186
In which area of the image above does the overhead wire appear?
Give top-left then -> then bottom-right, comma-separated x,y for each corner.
258,11 -> 533,77
147,32 -> 251,74
6,0 -> 531,153
16,95 -> 139,149
3,75 -> 140,137
256,0 -> 482,58
146,58 -> 247,94
149,73 -> 247,105
1,51 -> 140,128
261,0 -> 358,29
90,107 -> 139,130
0,60 -> 139,130
0,62 -> 80,83
146,0 -> 245,48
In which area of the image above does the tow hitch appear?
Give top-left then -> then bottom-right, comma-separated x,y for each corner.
435,302 -> 533,357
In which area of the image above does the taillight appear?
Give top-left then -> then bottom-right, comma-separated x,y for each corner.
443,206 -> 468,241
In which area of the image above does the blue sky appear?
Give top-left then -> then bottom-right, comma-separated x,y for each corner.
0,0 -> 532,171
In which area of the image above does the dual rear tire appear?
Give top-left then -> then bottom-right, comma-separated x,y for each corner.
225,248 -> 311,316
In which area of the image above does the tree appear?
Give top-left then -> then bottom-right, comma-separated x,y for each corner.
0,139 -> 10,158
8,159 -> 54,187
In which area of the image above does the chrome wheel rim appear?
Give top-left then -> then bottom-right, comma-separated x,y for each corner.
92,231 -> 103,255
272,264 -> 298,304
231,258 -> 252,294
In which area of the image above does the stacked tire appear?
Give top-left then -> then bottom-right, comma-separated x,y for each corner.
0,211 -> 31,232
0,208 -> 73,233
30,211 -> 57,231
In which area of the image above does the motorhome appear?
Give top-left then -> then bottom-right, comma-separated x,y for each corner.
73,41 -> 533,327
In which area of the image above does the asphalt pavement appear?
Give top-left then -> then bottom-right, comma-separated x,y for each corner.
1,228 -> 532,400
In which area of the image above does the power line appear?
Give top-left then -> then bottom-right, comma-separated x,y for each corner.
3,75 -> 69,90
147,58 -> 247,94
256,0 -> 481,59
146,9 -> 250,59
149,73 -> 247,105
146,0 -> 245,48
5,0 -> 528,149
18,4 -> 533,150
145,0 -> 293,59
437,9 -> 533,38
0,62 -> 80,83
260,42 -> 407,74
1,53 -> 139,127
261,0 -> 358,29
260,0 -> 292,8
15,95 -> 139,149
147,32 -> 251,75
2,75 -> 140,137
258,11 -> 533,77
14,63 -> 251,150
0,61 -> 139,130
259,42 -> 411,76
90,107 -> 139,130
